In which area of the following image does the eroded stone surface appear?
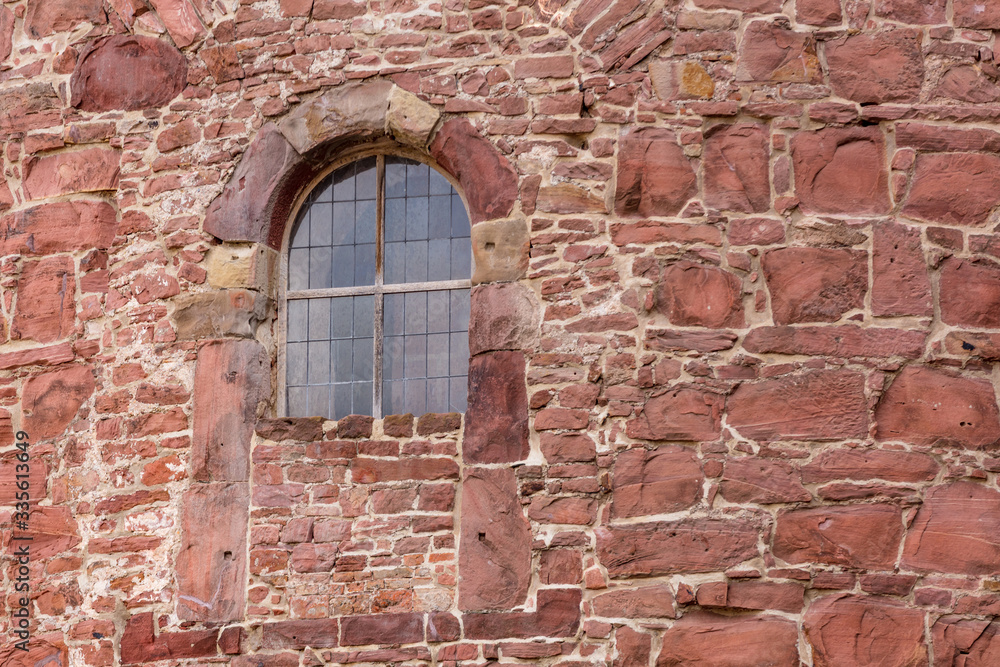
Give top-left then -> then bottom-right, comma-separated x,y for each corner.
0,201 -> 117,256
612,447 -> 703,517
774,505 -> 903,568
872,220 -> 932,317
172,289 -> 268,340
458,467 -> 531,611
22,365 -> 95,438
804,594 -> 927,667
903,153 -> 1000,226
463,351 -> 529,464
825,30 -> 924,103
71,35 -> 187,111
615,128 -> 696,217
656,261 -> 744,328
762,247 -> 867,324
469,283 -> 540,355
720,458 -> 810,504
791,127 -> 890,215
703,123 -> 770,213
657,612 -> 799,666
903,482 -> 1000,575
736,21 -> 820,83
13,255 -> 75,344
627,386 -> 723,442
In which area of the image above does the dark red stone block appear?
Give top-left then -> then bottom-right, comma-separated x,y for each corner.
340,613 -> 423,646
875,365 -> 1000,448
429,118 -> 517,223
627,386 -> 723,442
22,365 -> 95,439
825,30 -> 924,103
12,255 -> 75,344
804,595 -> 926,667
192,339 -> 270,483
743,326 -> 926,359
774,505 -> 903,569
875,0 -> 945,23
903,482 -> 1000,576
932,616 -> 1000,665
871,220 -> 933,317
120,613 -> 219,664
791,127 -> 890,215
176,483 -> 249,622
762,247 -> 867,324
940,258 -> 1000,327
459,467 -> 531,611
656,261 -> 744,328
612,447 -> 703,517
615,128 -> 696,218
703,123 -> 770,213
71,35 -> 187,111
727,370 -> 867,441
596,519 -> 759,577
904,153 -> 1000,226
463,351 -> 529,464
657,612 -> 799,666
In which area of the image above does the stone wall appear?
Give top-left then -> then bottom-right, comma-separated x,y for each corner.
2,0 -> 1000,665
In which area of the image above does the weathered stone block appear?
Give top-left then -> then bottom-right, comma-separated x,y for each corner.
801,448 -> 938,484
954,0 -> 1000,28
470,218 -> 529,284
469,283 -> 539,355
736,21 -> 821,83
791,127 -> 890,215
720,458 -> 810,504
22,365 -> 94,439
596,519 -> 759,577
206,243 -> 277,292
804,594 -> 926,667
592,585 -> 676,619
774,505 -> 903,568
464,351 -> 529,464
903,153 -> 1000,226
387,85 -> 440,148
341,614 -> 423,646
176,483 -> 249,622
743,326 -> 926,359
71,35 -> 187,111
903,482 -> 1000,575
146,0 -> 207,47
463,589 -> 581,639
192,339 -> 270,483
875,365 -> 1000,448
940,258 -> 1000,327
201,44 -> 244,84
262,619 -> 339,649
872,220 -> 932,317
615,128 -> 696,218
728,370 -> 868,441
825,30 -> 924,103
172,289 -> 269,340
612,447 -> 703,517
23,147 -> 120,200
459,467 -> 531,611
762,247 -> 867,324
703,123 -> 770,213
656,261 -> 744,328
429,117 -> 518,223
798,0 -> 842,25
932,616 -> 1000,665
627,386 -> 723,442
657,612 -> 799,666
875,0 -> 945,24
13,255 -> 75,344
25,0 -> 104,37
0,201 -> 117,257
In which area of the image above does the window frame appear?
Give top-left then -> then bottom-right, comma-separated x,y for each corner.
277,142 -> 475,420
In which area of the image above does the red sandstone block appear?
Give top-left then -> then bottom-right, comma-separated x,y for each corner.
875,0 -> 945,24
0,201 -> 117,257
658,612 -> 798,666
528,496 -> 597,524
591,584 -> 676,618
612,447 -> 703,517
340,613 -> 423,646
627,386 -> 723,442
120,613 -> 219,664
804,595 -> 926,666
762,247 -> 867,324
71,35 -> 187,111
774,505 -> 902,569
742,325 -> 927,359
903,482 -> 1000,576
726,581 -> 805,613
904,153 -> 1000,226
720,458 -> 810,504
514,55 -> 574,79
655,261 -> 744,328
615,128 -> 696,218
737,21 -> 820,84
825,30 -> 924,103
22,365 -> 95,439
954,0 -> 1000,28
262,619 -> 339,649
791,126 -> 890,215
463,589 -> 582,639
801,448 -> 938,484
351,457 -> 458,483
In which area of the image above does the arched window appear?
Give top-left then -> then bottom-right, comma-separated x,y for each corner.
282,154 -> 472,419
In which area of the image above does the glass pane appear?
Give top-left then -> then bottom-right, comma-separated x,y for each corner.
355,243 -> 376,286
333,384 -> 353,419
384,294 -> 404,337
384,336 -> 404,381
404,379 -> 426,416
356,199 -> 376,244
407,161 -> 429,197
309,247 -> 332,289
427,291 -> 449,334
427,333 -> 449,377
353,382 -> 373,416
429,168 -> 451,195
353,337 -> 373,381
449,377 -> 467,413
333,339 -> 353,380
450,290 -> 470,331
307,340 -> 330,384
426,378 -> 448,413
286,342 -> 307,386
287,386 -> 308,417
308,385 -> 330,418
405,240 -> 428,283
290,216 -> 309,248
356,156 -> 377,199
288,300 -> 308,341
406,197 -> 429,241
332,202 -> 355,245
405,334 -> 426,377
310,203 -> 333,246
428,239 -> 451,282
288,248 -> 309,290
308,298 -> 330,340
429,195 -> 451,239
354,295 -> 375,339
331,297 -> 354,339
404,292 -> 427,334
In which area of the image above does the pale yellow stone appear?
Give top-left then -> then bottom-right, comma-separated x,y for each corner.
206,243 -> 276,293
387,86 -> 440,148
470,218 -> 529,285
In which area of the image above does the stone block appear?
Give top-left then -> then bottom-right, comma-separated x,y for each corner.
591,584 -> 676,619
596,519 -> 759,577
71,35 -> 187,111
0,201 -> 117,257
463,589 -> 581,639
954,0 -> 1000,28
172,289 -> 269,340
703,123 -> 770,213
459,467 -> 531,611
875,365 -> 1000,448
825,30 -> 924,103
720,458 -> 810,504
655,261 -> 744,328
612,447 -> 703,517
774,505 -> 903,568
387,85 -> 440,148
614,128 -> 696,218
762,247 -> 867,324
22,365 -> 95,439
903,481 -> 1000,575
191,339 -> 270,483
23,147 -> 120,200
932,616 -> 1000,665
470,218 -> 529,284
469,282 -> 539,355
875,0 -> 945,24
804,594 -> 926,667
340,614 -> 423,646
903,153 -> 1000,226
736,21 -> 821,83
146,0 -> 207,47
743,325 -> 926,359
13,255 -> 75,344
627,386 -> 723,442
658,612 -> 799,666
791,127 -> 890,215
429,117 -> 518,223
801,448 -> 938,484
25,0 -> 104,37
176,483 -> 250,622
728,369 -> 867,441
464,351 -> 529,464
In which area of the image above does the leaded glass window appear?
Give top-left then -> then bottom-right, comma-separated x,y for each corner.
284,155 -> 471,419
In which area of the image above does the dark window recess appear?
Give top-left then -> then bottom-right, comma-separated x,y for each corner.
285,155 -> 471,419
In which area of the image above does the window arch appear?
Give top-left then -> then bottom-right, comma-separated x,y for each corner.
281,152 -> 472,420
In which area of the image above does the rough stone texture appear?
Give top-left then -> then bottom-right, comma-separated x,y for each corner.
934,64 -> 1000,103
172,289 -> 269,340
611,447 -> 703,517
176,483 -> 249,621
12,255 -> 75,344
386,85 -> 440,148
147,0 -> 207,47
871,220 -> 932,317
940,258 -> 1000,327
933,616 -> 1000,665
626,386 -> 723,442
774,505 -> 903,569
0,6 -> 14,62
791,127 -> 890,215
655,261 -> 744,328
0,201 -> 117,256
801,449 -> 938,484
463,589 -> 581,639
25,0 -> 104,37
903,153 -> 1000,226
458,468 -> 531,610
728,370 -> 868,441
615,128 -> 696,217
192,340 -> 270,482
22,365 -> 95,439
204,123 -> 305,246
825,30 -> 924,103
762,248 -> 867,324
702,123 -> 770,213
279,79 -> 391,154
71,35 -> 187,111
429,117 -> 518,223
736,21 -> 821,84
592,585 -> 676,619
463,351 -> 529,463
875,365 -> 1000,448
23,147 -> 120,200
597,519 -> 759,577
804,594 -> 927,667
903,482 -> 1000,576
743,326 -> 927,359
876,0 -> 946,23
798,0 -> 842,25
469,283 -> 540,355
720,458 -> 810,504
470,218 -> 529,284
954,0 -> 1000,28
657,613 -> 799,666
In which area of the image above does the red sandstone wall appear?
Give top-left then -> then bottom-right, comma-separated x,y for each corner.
3,0 -> 1000,665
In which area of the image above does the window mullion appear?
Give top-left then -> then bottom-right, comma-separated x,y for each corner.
373,155 -> 385,419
